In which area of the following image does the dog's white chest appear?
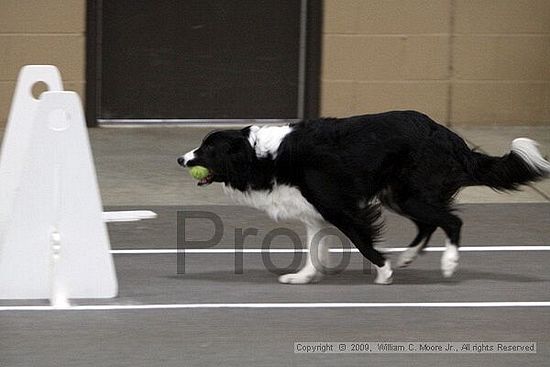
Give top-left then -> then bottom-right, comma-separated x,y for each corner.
223,184 -> 323,223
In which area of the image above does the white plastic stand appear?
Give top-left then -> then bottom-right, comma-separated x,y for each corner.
0,65 -> 156,306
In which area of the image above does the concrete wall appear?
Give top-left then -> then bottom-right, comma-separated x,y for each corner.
322,0 -> 550,125
0,0 -> 85,129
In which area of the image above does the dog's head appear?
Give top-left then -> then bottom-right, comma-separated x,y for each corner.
177,128 -> 257,187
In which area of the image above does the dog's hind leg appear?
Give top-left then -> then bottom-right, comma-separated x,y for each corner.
301,203 -> 393,284
278,221 -> 329,284
348,223 -> 393,285
395,198 -> 462,277
396,221 -> 436,268
325,211 -> 393,285
298,169 -> 392,284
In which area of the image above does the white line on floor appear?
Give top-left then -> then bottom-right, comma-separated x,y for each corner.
1,301 -> 550,312
111,246 -> 550,254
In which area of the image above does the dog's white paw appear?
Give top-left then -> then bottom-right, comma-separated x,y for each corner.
278,270 -> 323,284
374,260 -> 393,285
441,244 -> 459,278
396,245 -> 423,268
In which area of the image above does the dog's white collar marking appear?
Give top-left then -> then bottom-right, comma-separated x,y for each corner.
247,125 -> 293,159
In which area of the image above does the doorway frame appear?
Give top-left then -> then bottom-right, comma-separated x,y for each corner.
85,0 -> 323,127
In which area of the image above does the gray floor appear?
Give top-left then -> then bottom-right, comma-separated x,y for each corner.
4,308 -> 550,367
1,203 -> 549,366
1,125 -> 550,366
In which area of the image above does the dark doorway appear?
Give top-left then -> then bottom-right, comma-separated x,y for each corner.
86,0 -> 322,126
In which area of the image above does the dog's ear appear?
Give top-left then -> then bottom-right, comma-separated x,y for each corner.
223,131 -> 251,157
241,125 -> 259,146
241,125 -> 259,135
227,138 -> 243,154
219,132 -> 257,190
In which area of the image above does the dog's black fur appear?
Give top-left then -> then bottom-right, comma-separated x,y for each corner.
182,110 -> 548,268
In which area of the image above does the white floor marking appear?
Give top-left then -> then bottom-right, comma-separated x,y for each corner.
111,246 -> 550,255
3,246 -> 549,311
1,301 -> 550,312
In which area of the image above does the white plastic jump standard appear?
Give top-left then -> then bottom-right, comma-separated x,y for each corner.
0,65 -> 155,305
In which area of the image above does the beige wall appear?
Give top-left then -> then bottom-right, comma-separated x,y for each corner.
0,0 -> 85,129
1,1 -> 548,127
322,0 -> 550,126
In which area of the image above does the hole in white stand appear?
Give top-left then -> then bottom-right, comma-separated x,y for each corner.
31,81 -> 50,100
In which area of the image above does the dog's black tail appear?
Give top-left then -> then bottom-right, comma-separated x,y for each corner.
464,138 -> 550,190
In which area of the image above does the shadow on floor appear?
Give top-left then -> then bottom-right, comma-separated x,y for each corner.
167,267 -> 544,286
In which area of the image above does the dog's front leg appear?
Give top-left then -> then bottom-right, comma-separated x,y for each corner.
278,221 -> 329,284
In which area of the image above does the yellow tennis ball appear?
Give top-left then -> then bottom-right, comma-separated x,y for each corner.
189,165 -> 210,180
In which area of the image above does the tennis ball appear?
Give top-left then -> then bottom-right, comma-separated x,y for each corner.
189,165 -> 210,180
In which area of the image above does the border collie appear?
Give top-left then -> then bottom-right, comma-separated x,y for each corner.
178,111 -> 550,285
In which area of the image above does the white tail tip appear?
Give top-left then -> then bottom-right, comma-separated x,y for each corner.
511,138 -> 550,175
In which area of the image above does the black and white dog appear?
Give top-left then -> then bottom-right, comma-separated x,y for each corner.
178,111 -> 550,285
